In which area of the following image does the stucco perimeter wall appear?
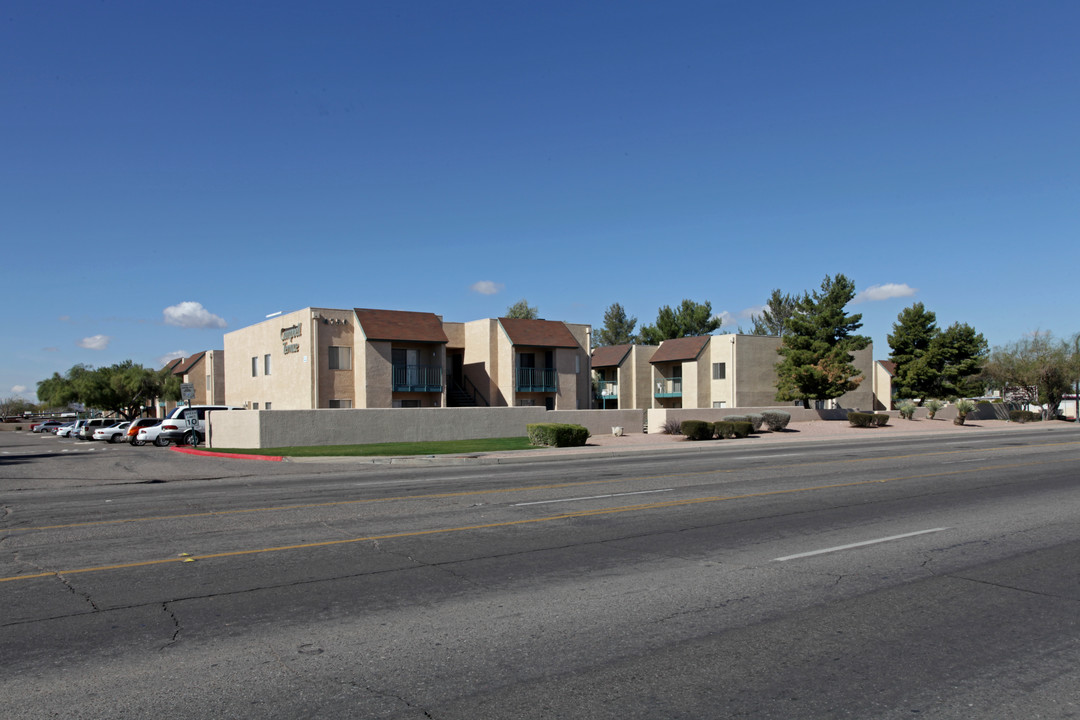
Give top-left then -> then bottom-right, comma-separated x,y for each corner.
208,408 -> 646,449
647,406 -> 852,433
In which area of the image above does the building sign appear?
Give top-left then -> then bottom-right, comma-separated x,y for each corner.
281,323 -> 302,354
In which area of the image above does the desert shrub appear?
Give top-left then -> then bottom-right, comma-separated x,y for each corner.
874,414 -> 890,427
723,415 -> 748,423
661,417 -> 683,435
527,423 -> 590,447
714,421 -> 735,439
925,399 -> 944,419
898,401 -> 916,420
761,410 -> 791,431
848,411 -> 876,428
1009,409 -> 1036,423
954,399 -> 976,426
746,413 -> 764,431
731,421 -> 754,438
680,420 -> 714,441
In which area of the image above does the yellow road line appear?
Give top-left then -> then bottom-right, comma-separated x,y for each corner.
1,456 -> 1072,584
7,439 -> 1079,534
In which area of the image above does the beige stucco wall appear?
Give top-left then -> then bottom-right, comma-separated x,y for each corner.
732,335 -> 782,407
208,407 -> 646,449
314,309 -> 355,408
225,308 -> 318,410
463,319 -> 502,406
873,361 -> 893,411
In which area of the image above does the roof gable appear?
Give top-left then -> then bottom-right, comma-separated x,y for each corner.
172,352 -> 206,375
498,318 -> 579,348
354,308 -> 449,344
591,344 -> 633,368
649,335 -> 711,364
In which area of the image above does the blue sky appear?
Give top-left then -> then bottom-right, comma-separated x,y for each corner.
4,1 -> 1079,401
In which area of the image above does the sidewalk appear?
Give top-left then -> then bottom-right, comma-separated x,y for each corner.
285,417 -> 1079,466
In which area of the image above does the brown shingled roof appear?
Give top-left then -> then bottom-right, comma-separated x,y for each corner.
878,360 -> 897,376
354,308 -> 449,343
498,318 -> 580,348
591,344 -> 633,368
171,352 -> 206,375
649,335 -> 711,364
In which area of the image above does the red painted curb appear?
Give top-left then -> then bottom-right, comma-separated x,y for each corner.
170,447 -> 284,462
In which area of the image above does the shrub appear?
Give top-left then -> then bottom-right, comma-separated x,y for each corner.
898,401 -> 916,420
925,399 -> 944,419
848,411 -> 876,428
527,423 -> 590,447
1009,409 -> 1037,423
874,414 -> 890,427
661,417 -> 683,435
746,413 -> 764,431
731,421 -> 754,438
761,410 -> 791,431
714,421 -> 735,439
723,415 -> 748,423
680,420 -> 714,441
954,399 -> 976,426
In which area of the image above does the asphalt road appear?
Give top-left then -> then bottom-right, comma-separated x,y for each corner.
2,426 -> 1080,718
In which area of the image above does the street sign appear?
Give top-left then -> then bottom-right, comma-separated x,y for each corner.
183,409 -> 198,426
180,383 -> 196,400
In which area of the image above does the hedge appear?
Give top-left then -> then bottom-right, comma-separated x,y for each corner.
1009,410 -> 1037,423
680,420 -> 715,441
527,423 -> 591,447
714,420 -> 753,439
848,411 -> 876,428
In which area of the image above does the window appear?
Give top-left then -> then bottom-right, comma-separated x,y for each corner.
328,346 -> 352,370
392,400 -> 420,408
251,357 -> 258,377
328,399 -> 352,409
712,362 -> 726,380
265,402 -> 271,410
252,402 -> 259,410
712,401 -> 726,408
264,354 -> 271,375
206,374 -> 211,391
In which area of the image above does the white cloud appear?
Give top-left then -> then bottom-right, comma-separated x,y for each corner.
739,305 -> 765,320
156,350 -> 188,367
713,311 -> 735,328
163,301 -> 227,329
78,335 -> 111,350
470,281 -> 504,296
11,385 -> 27,394
854,283 -> 917,303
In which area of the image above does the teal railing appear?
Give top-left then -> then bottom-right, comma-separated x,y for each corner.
517,367 -> 557,392
654,377 -> 682,397
393,365 -> 443,392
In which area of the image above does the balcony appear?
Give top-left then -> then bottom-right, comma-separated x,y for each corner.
517,367 -> 557,392
654,377 -> 682,398
393,365 -> 444,393
597,380 -> 618,399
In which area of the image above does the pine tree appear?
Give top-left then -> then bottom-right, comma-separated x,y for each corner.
595,303 -> 637,346
639,299 -> 721,345
888,302 -> 939,402
775,274 -> 870,408
748,289 -> 798,336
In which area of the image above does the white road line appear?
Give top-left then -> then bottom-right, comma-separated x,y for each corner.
513,489 -> 674,506
773,528 -> 950,562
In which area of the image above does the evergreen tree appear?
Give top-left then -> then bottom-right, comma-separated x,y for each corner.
775,274 -> 870,408
748,289 -> 798,337
888,302 -> 939,401
504,299 -> 539,319
594,303 -> 637,346
933,322 -> 988,399
639,299 -> 721,345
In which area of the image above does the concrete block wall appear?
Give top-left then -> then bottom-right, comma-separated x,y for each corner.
208,408 -> 646,449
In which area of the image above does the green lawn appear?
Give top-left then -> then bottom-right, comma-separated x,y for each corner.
210,436 -> 537,457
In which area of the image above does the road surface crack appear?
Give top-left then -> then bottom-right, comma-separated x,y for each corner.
161,602 -> 181,648
55,572 -> 101,611
951,574 -> 1080,603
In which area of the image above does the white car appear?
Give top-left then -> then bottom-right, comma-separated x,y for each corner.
136,422 -> 169,447
92,421 -> 131,443
54,422 -> 77,437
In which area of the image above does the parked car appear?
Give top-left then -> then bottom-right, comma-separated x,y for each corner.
158,405 -> 245,446
54,422 -> 77,437
33,420 -> 65,433
77,417 -> 120,440
92,421 -> 131,443
136,422 -> 169,447
126,418 -> 162,446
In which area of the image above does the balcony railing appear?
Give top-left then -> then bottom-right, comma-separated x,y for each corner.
654,377 -> 682,397
393,365 -> 444,393
517,367 -> 558,392
597,380 -> 618,399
